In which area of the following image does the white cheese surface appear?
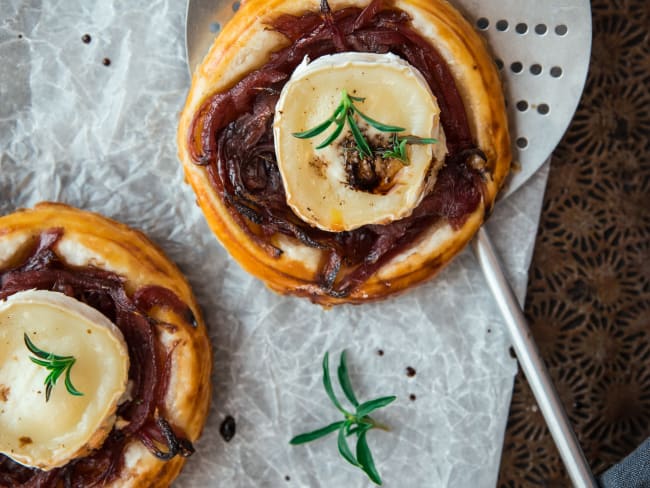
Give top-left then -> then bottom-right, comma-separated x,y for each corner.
0,290 -> 129,470
273,52 -> 447,232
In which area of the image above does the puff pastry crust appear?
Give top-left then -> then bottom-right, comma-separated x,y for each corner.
177,0 -> 511,305
0,202 -> 211,487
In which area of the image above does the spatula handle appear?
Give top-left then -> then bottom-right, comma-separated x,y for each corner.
473,227 -> 597,488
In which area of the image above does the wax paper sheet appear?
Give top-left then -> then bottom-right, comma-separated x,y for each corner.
0,0 -> 549,486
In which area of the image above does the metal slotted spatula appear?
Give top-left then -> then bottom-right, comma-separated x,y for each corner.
185,0 -> 594,485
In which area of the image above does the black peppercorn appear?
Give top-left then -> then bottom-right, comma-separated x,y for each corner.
219,415 -> 236,442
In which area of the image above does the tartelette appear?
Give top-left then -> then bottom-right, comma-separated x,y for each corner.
0,203 -> 211,487
178,0 -> 511,305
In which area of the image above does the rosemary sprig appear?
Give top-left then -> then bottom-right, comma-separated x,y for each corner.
24,333 -> 83,402
292,90 -> 438,164
293,89 -> 404,159
381,134 -> 439,165
290,351 -> 396,485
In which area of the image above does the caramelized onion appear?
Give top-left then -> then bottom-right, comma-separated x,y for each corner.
134,285 -> 198,328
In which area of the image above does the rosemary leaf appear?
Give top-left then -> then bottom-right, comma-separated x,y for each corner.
332,102 -> 350,124
352,106 -> 405,133
293,117 -> 335,139
316,120 -> 345,149
402,135 -> 438,145
24,334 -> 51,359
337,351 -> 359,407
29,357 -> 52,368
64,362 -> 83,397
331,103 -> 346,124
322,352 -> 348,415
398,139 -> 408,163
47,359 -> 74,368
357,430 -> 382,485
290,421 -> 345,445
337,423 -> 360,467
347,113 -> 372,158
356,396 -> 397,418
45,370 -> 60,385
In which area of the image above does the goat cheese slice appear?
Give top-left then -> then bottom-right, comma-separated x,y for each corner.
274,52 -> 447,232
0,290 -> 129,470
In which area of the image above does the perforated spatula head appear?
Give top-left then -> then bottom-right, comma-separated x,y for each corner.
452,0 -> 591,196
185,0 -> 591,196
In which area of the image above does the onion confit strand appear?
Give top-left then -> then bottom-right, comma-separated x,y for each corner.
134,285 -> 198,328
0,230 -> 195,487
138,418 -> 196,461
189,0 -> 487,297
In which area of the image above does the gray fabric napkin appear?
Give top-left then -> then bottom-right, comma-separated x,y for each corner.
600,438 -> 650,488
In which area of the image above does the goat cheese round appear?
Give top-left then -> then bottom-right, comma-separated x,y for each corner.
273,52 -> 447,232
0,290 -> 129,470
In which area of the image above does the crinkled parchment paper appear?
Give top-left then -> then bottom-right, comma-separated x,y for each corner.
0,0 -> 549,486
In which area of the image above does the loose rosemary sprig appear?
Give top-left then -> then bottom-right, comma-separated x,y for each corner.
290,351 -> 396,485
24,333 -> 83,402
293,89 -> 437,164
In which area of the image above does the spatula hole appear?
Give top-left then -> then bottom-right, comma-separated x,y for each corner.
232,1 -> 240,11
516,137 -> 528,149
495,58 -> 504,70
537,104 -> 550,115
209,22 -> 221,33
510,62 -> 523,74
550,66 -> 563,78
516,100 -> 528,112
555,24 -> 568,36
496,20 -> 509,32
515,23 -> 528,34
530,64 -> 543,75
476,17 -> 489,30
535,24 -> 548,35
